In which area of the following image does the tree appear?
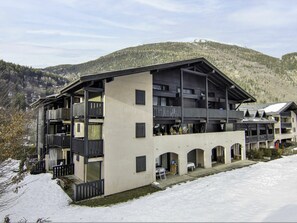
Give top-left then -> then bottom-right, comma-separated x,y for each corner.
0,108 -> 29,162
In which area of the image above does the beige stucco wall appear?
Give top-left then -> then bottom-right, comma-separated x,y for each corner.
154,131 -> 246,175
73,154 -> 85,181
103,72 -> 154,196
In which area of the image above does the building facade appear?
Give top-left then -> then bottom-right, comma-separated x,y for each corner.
240,102 -> 297,149
32,58 -> 256,198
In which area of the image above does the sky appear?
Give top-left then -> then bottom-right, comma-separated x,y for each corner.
1,0 -> 297,68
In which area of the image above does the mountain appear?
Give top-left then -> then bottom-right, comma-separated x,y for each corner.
43,40 -> 297,103
0,60 -> 69,109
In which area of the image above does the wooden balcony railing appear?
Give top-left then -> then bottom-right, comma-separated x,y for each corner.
153,106 -> 243,120
46,108 -> 70,120
47,134 -> 70,148
72,138 -> 104,158
73,102 -> 103,118
281,122 -> 292,129
246,135 -> 258,143
74,179 -> 104,201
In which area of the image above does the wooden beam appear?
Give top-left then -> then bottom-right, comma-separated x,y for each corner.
84,87 -> 104,92
180,69 -> 184,124
226,87 -> 229,123
70,94 -> 74,164
206,77 -> 209,125
181,68 -> 207,77
84,89 -> 89,165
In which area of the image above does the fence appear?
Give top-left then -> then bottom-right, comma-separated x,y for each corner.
52,163 -> 74,179
30,160 -> 46,174
74,179 -> 104,201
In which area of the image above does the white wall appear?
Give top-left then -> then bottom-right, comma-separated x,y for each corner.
103,72 -> 154,196
154,131 -> 246,175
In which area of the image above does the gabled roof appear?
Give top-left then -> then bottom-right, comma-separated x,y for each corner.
238,108 -> 275,124
60,57 -> 256,103
240,101 -> 297,115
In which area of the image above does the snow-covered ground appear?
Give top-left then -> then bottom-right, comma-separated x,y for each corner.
1,156 -> 297,222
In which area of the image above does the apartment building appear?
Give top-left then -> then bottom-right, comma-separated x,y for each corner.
236,108 -> 276,150
240,102 -> 297,149
32,58 -> 256,199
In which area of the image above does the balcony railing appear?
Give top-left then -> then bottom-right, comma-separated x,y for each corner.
246,134 -> 275,143
153,106 -> 181,118
72,138 -> 104,158
281,122 -> 292,129
46,134 -> 70,148
73,102 -> 103,118
153,106 -> 243,120
246,135 -> 258,143
46,108 -> 70,120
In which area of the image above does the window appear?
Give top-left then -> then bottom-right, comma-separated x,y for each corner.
275,128 -> 280,134
153,96 -> 158,106
153,97 -> 168,106
77,123 -> 81,133
177,88 -> 194,94
135,90 -> 145,105
274,117 -> 279,122
136,123 -> 146,138
292,118 -> 295,123
136,156 -> 146,172
153,84 -> 168,91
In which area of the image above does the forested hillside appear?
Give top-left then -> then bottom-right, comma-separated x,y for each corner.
0,60 -> 69,109
44,40 -> 297,103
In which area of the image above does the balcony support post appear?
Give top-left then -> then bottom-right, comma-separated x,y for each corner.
226,87 -> 229,123
205,77 -> 209,130
84,89 -> 89,164
180,69 -> 184,124
257,124 -> 260,141
70,94 -> 74,164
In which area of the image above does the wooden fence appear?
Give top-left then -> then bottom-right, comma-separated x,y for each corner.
52,163 -> 74,179
74,179 -> 104,201
30,160 -> 46,174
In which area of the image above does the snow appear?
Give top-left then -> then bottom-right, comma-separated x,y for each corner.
2,156 -> 297,222
264,103 -> 287,113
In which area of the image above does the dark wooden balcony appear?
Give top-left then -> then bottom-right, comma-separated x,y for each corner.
153,106 -> 244,120
47,134 -> 70,148
259,135 -> 268,141
73,102 -> 103,118
267,134 -> 274,141
153,106 -> 181,118
46,108 -> 70,120
281,122 -> 292,128
72,138 -> 104,158
246,135 -> 258,143
281,112 -> 291,117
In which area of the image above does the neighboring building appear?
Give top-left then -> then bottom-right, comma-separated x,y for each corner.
236,108 -> 276,150
239,102 -> 297,149
32,58 -> 256,198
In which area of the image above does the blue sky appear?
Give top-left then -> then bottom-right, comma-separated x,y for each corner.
1,0 -> 297,68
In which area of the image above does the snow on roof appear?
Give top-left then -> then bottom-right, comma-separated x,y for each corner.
264,103 -> 287,113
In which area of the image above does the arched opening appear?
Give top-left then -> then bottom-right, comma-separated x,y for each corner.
231,143 -> 242,162
211,146 -> 225,166
187,149 -> 205,172
155,152 -> 179,178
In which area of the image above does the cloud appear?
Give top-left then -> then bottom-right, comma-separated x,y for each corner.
26,30 -> 117,39
228,3 -> 297,28
133,0 -> 222,14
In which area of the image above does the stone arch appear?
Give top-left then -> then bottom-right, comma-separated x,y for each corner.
231,143 -> 243,161
211,145 -> 225,166
187,148 -> 205,170
155,152 -> 179,175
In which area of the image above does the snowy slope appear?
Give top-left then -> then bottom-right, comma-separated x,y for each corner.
1,156 -> 297,222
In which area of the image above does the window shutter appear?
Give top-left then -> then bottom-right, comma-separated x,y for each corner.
136,156 -> 146,172
136,123 -> 145,138
136,90 -> 145,105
